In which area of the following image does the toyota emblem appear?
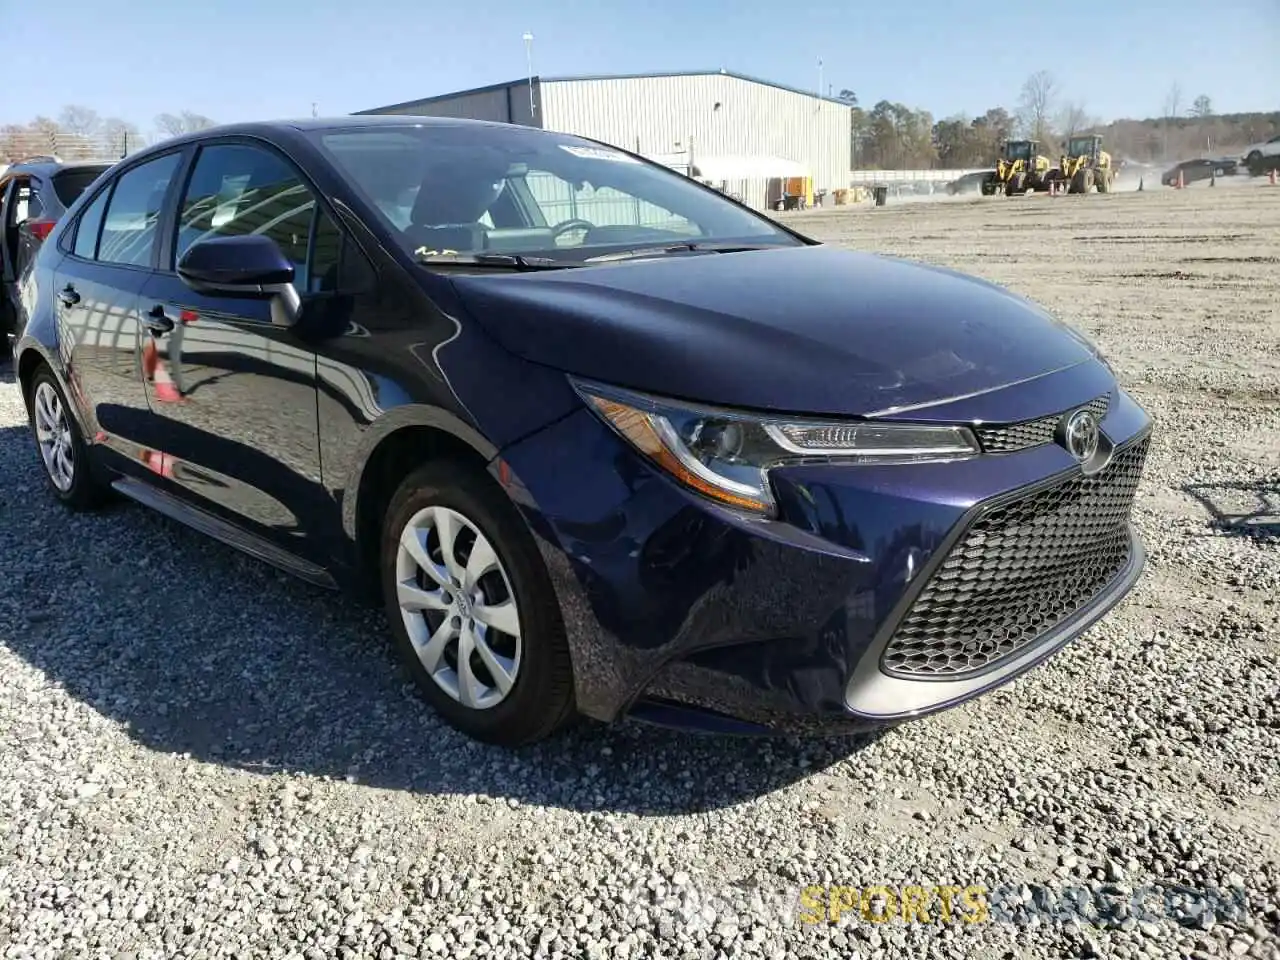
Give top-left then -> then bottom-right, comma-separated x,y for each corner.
1062,409 -> 1100,462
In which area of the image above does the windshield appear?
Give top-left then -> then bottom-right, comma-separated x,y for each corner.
1068,137 -> 1095,156
311,124 -> 800,261
1005,142 -> 1031,161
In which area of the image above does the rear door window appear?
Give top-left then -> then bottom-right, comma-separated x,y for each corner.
98,153 -> 182,268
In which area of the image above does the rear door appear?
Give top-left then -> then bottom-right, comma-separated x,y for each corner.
137,138 -> 334,558
1,174 -> 33,314
54,150 -> 185,459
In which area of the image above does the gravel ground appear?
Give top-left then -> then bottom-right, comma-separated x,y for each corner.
1,184 -> 1277,960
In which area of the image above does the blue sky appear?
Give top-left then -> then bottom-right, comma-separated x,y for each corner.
3,0 -> 1276,132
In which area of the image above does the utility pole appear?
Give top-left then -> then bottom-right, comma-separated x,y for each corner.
523,32 -> 536,123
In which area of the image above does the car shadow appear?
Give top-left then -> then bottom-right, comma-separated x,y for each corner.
0,359 -> 15,385
1182,481 -> 1280,539
0,424 -> 882,815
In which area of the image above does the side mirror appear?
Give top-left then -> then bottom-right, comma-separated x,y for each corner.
177,235 -> 300,326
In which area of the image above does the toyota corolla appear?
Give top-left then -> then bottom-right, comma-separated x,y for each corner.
14,117 -> 1151,745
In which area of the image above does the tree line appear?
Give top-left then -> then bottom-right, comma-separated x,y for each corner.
837,73 -> 1278,169
4,78 -> 1279,171
0,107 -> 217,164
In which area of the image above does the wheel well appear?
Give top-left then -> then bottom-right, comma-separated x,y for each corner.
16,350 -> 48,414
353,426 -> 492,598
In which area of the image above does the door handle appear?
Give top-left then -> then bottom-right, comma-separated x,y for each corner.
57,285 -> 80,307
143,304 -> 175,334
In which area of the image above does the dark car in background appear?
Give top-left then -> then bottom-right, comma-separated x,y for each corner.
945,170 -> 995,195
1161,157 -> 1238,187
1,157 -> 111,356
13,117 -> 1151,745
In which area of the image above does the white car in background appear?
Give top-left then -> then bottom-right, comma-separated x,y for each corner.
1240,134 -> 1280,173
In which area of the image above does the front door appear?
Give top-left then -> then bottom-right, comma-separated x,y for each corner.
139,140 -> 333,558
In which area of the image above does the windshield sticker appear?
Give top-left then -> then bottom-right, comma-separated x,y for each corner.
559,144 -> 640,164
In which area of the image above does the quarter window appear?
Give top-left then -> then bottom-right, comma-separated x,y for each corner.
98,153 -> 182,268
72,188 -> 110,260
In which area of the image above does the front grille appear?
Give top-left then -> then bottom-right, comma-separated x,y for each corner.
881,437 -> 1148,679
976,395 -> 1110,453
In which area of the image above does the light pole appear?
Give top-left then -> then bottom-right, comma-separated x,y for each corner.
523,32 -> 536,122
814,57 -> 824,204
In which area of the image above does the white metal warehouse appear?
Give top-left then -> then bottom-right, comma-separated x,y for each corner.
355,70 -> 852,211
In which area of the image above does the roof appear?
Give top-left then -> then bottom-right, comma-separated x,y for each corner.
355,69 -> 853,115
1,158 -> 113,176
105,115 -> 570,167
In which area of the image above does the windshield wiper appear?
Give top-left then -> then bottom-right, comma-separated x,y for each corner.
584,242 -> 783,263
414,252 -> 578,271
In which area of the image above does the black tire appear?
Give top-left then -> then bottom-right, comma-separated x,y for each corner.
1069,169 -> 1087,194
380,459 -> 576,746
1007,172 -> 1026,196
1097,169 -> 1112,193
26,364 -> 110,510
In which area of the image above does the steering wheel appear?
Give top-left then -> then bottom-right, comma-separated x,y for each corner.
550,218 -> 593,243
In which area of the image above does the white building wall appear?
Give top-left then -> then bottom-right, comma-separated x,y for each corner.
540,74 -> 850,209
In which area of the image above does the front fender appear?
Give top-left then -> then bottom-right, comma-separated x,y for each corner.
338,402 -> 502,543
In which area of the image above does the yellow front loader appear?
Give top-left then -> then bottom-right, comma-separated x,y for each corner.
981,140 -> 1055,196
1059,134 -> 1115,193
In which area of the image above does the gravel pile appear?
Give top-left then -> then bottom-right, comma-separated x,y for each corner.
1,186 -> 1277,960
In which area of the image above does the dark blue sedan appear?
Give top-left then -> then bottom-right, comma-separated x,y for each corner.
12,117 -> 1151,745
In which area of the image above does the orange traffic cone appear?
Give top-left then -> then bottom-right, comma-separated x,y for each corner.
1270,169 -> 1277,186
153,361 -> 184,403
1176,169 -> 1184,189
141,450 -> 177,480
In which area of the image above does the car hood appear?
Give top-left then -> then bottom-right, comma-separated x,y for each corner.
447,245 -> 1097,417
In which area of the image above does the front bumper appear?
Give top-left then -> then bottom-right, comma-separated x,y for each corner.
493,371 -> 1152,734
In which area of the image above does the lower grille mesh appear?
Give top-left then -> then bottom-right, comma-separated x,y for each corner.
881,438 -> 1149,679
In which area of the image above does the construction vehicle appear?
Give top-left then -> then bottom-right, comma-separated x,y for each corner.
1059,134 -> 1115,193
980,140 -> 1054,196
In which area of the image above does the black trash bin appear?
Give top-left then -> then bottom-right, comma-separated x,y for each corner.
873,186 -> 888,207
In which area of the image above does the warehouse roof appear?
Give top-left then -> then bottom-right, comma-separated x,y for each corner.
355,69 -> 853,115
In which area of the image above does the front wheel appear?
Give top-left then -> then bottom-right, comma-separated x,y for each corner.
27,365 -> 109,510
380,460 -> 576,746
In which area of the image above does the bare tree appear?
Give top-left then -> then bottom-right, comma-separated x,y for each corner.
1017,71 -> 1057,143
154,111 -> 217,140
1190,94 -> 1213,118
58,105 -> 102,137
1056,101 -> 1095,139
102,117 -> 144,157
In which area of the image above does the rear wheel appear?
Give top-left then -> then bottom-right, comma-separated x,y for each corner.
1096,169 -> 1112,193
380,460 -> 575,746
1007,172 -> 1027,196
27,365 -> 109,510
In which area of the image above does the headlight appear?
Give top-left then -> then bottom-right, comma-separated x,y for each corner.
572,380 -> 979,516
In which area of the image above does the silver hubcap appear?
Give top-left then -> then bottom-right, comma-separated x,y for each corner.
33,382 -> 75,492
395,506 -> 522,710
